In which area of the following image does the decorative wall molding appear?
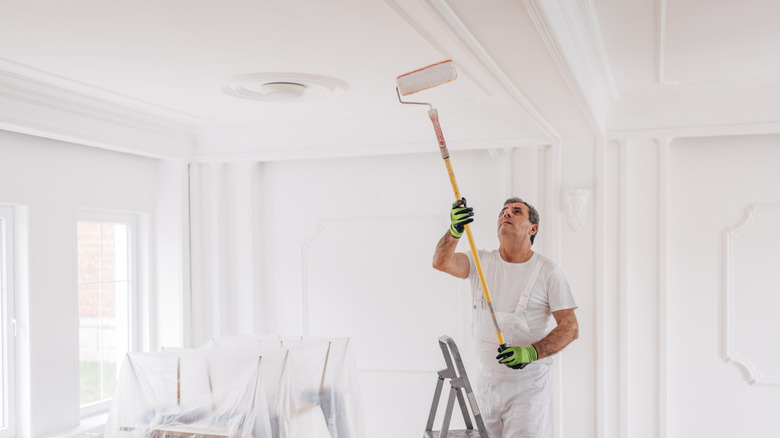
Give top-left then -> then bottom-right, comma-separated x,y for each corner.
656,137 -> 671,438
593,138 -> 611,438
617,140 -> 629,438
724,205 -> 760,384
655,0 -> 674,85
601,138 -> 672,437
564,187 -> 590,233
542,142 -> 563,437
723,204 -> 780,386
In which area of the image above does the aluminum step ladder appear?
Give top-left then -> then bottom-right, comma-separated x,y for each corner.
424,335 -> 489,438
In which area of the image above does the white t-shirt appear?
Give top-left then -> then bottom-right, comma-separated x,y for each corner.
467,250 -> 577,340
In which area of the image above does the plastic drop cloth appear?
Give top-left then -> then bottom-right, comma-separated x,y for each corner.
104,336 -> 365,438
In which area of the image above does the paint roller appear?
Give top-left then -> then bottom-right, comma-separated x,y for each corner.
396,60 -> 508,352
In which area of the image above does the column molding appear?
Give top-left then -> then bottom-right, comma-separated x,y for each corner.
617,139 -> 629,438
655,137 -> 672,438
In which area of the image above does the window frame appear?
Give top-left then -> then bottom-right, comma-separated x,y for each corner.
76,210 -> 141,417
0,205 -> 16,438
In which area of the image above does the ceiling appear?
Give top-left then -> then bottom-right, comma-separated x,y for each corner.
1,0 -> 779,161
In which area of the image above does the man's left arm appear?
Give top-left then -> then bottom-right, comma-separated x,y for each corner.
533,308 -> 578,359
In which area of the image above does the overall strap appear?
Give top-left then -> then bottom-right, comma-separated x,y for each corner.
515,256 -> 545,315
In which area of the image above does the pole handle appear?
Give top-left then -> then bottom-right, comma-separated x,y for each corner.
429,109 -> 505,346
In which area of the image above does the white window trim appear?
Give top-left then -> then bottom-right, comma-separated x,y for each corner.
0,205 -> 16,438
77,210 -> 143,418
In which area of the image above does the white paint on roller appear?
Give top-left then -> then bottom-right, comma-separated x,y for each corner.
395,60 -> 457,96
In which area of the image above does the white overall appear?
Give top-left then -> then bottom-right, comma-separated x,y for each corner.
472,256 -> 553,438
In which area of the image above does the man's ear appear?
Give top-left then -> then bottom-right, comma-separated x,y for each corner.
530,224 -> 538,236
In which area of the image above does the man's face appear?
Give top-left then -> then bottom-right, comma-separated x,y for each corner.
497,202 -> 537,243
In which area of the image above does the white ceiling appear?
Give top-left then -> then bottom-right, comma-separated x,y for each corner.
1,0 -> 779,160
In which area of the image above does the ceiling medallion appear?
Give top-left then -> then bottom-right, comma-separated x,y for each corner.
222,73 -> 348,102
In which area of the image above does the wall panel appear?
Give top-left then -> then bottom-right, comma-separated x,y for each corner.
667,135 -> 780,437
626,139 -> 660,438
257,148 -> 549,438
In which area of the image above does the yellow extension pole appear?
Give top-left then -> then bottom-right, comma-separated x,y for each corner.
429,108 -> 506,348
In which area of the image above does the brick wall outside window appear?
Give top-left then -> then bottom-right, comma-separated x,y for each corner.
77,223 -> 117,318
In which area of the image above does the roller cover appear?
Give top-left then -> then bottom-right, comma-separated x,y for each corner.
396,60 -> 457,96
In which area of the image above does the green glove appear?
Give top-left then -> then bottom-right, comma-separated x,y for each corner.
496,345 -> 538,369
449,198 -> 474,238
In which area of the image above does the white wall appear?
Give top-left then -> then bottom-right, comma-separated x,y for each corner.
667,135 -> 780,437
261,150 -> 518,438
6,122 -> 780,438
0,130 -> 186,436
598,134 -> 780,438
185,145 -> 597,438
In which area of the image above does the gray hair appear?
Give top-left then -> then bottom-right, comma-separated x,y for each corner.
503,197 -> 539,244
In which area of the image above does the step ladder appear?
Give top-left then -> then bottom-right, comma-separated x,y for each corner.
424,335 -> 489,438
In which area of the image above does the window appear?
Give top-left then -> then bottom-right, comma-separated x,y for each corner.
0,206 -> 16,437
77,212 -> 138,415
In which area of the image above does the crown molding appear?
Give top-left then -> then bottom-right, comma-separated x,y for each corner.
427,0 -> 564,142
523,0 -> 618,136
1,55 -> 551,162
194,132 -> 550,163
194,98 -> 551,162
0,58 -> 196,160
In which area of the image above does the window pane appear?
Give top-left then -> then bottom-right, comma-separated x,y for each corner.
113,225 -> 128,282
103,223 -> 128,283
77,223 -> 101,284
101,281 -> 128,400
0,217 -> 7,429
78,282 -> 102,405
78,219 -> 132,408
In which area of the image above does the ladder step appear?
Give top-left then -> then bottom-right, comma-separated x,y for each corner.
424,336 -> 488,438
424,430 -> 484,438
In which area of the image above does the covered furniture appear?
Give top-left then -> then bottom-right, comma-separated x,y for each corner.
104,336 -> 364,438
